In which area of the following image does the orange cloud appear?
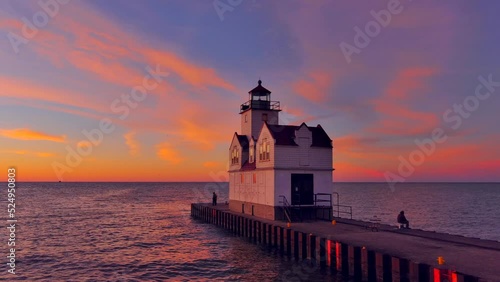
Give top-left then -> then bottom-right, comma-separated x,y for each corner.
408,158 -> 500,182
124,131 -> 139,156
26,5 -> 234,92
203,161 -> 220,168
156,142 -> 182,164
293,70 -> 333,103
371,109 -> 438,136
0,76 -> 110,114
164,100 -> 236,151
144,49 -> 235,92
65,49 -> 144,88
0,128 -> 66,142
0,18 -> 22,30
36,152 -> 56,157
1,150 -> 56,158
430,143 -> 480,162
334,135 -> 397,170
178,120 -> 220,151
390,7 -> 456,29
475,160 -> 500,172
335,161 -> 384,181
370,66 -> 439,136
334,135 -> 391,155
334,135 -> 365,151
1,3 -> 235,130
76,140 -> 96,151
386,67 -> 438,99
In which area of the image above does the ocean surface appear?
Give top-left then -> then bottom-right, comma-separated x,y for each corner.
335,182 -> 500,241
1,182 -> 499,281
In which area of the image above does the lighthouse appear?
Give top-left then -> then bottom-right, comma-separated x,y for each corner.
228,80 -> 334,221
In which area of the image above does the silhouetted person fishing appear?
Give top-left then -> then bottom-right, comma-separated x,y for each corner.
397,211 -> 410,229
212,192 -> 217,206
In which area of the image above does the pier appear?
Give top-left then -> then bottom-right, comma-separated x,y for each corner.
191,203 -> 500,281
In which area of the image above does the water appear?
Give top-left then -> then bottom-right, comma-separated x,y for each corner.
1,182 -> 498,281
334,182 -> 500,241
2,182 -> 339,281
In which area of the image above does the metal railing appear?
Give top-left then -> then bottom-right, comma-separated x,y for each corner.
280,192 -> 352,221
314,193 -> 332,207
240,100 -> 281,113
278,195 -> 292,223
331,192 -> 353,219
333,205 -> 353,219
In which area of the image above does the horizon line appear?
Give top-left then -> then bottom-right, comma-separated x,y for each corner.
6,181 -> 500,183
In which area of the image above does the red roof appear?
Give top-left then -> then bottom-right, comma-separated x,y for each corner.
266,124 -> 299,146
310,125 -> 333,148
235,134 -> 249,149
240,161 -> 256,171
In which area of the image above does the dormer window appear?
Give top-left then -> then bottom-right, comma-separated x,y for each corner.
259,138 -> 270,161
231,146 -> 239,165
250,146 -> 254,163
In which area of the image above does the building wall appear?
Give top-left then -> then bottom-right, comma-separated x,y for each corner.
274,169 -> 333,206
241,111 -> 251,139
229,199 -> 275,220
231,111 -> 334,217
229,169 -> 275,206
228,136 -> 242,171
274,146 -> 332,169
274,123 -> 332,170
241,109 -> 279,140
229,167 -> 332,207
255,126 -> 275,169
229,126 -> 333,208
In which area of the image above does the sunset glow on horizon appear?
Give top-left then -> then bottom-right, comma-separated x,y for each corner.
1,1 -> 499,182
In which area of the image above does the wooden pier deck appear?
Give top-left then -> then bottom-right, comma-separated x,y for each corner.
191,203 -> 500,281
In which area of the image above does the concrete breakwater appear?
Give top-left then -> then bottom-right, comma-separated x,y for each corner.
191,203 -> 500,281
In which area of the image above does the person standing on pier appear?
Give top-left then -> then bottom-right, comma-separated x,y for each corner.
397,211 -> 410,229
212,192 -> 218,206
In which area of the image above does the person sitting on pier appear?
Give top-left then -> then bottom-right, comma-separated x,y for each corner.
212,192 -> 218,206
397,211 -> 410,229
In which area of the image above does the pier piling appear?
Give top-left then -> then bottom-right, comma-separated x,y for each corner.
191,203 -> 491,281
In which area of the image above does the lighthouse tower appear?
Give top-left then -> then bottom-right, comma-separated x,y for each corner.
228,80 -> 334,221
240,79 -> 281,140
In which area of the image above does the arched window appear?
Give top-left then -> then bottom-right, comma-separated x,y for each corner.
231,146 -> 239,164
259,138 -> 270,161
250,146 -> 254,163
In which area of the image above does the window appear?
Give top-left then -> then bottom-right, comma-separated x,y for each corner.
253,173 -> 257,184
266,142 -> 270,160
250,146 -> 254,163
231,146 -> 239,165
259,141 -> 263,161
262,113 -> 268,121
240,173 -> 244,184
259,138 -> 270,161
245,114 -> 248,123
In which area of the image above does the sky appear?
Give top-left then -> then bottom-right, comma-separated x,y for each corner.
0,0 -> 499,182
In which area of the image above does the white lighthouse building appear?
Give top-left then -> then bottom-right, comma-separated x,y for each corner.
228,80 -> 334,221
